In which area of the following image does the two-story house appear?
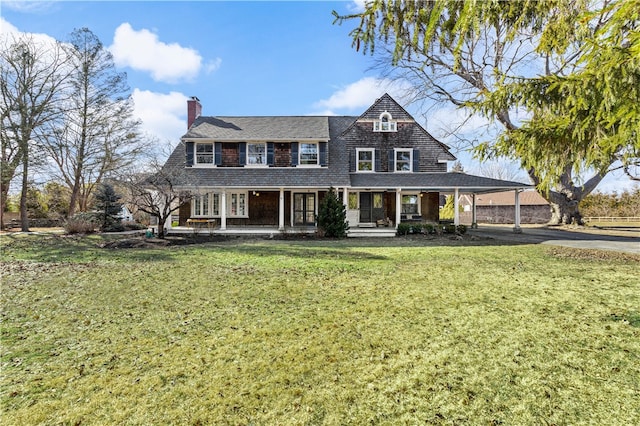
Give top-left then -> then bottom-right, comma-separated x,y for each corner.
160,93 -> 530,236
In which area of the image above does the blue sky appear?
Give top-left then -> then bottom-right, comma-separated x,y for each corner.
1,1 -> 636,193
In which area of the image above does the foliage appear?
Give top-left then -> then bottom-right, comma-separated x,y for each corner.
580,187 -> 640,217
1,236 -> 638,424
93,182 -> 124,232
317,187 -> 349,238
439,194 -> 461,220
333,0 -> 638,224
397,222 -> 466,235
25,184 -> 48,219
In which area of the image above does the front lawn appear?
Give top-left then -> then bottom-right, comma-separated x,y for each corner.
1,234 -> 639,424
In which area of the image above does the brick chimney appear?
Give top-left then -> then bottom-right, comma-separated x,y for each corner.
187,96 -> 202,129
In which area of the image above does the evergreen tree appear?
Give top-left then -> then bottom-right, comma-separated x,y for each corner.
317,187 -> 349,238
94,182 -> 123,232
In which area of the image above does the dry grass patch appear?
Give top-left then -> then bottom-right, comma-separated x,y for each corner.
1,235 -> 639,424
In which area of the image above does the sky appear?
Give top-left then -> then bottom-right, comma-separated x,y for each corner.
1,0 -> 636,193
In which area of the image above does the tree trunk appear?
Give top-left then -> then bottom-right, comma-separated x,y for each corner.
546,191 -> 582,225
529,167 -> 605,226
156,215 -> 166,239
19,158 -> 29,232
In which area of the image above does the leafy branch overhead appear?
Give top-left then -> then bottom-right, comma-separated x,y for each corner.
334,0 -> 640,224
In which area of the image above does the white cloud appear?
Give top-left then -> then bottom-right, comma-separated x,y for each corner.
0,17 -> 20,34
312,77 -> 411,115
1,1 -> 56,13
347,0 -> 368,13
132,89 -> 189,149
109,23 -> 205,83
205,57 -> 222,74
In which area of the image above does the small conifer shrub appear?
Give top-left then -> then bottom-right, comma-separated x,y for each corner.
317,187 -> 349,238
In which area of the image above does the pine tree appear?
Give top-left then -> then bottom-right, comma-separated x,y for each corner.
94,182 -> 123,232
317,187 -> 349,238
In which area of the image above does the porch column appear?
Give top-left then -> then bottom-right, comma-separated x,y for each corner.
513,190 -> 522,233
395,188 -> 402,228
471,193 -> 478,229
454,187 -> 460,226
342,187 -> 348,208
278,188 -> 285,231
220,191 -> 227,230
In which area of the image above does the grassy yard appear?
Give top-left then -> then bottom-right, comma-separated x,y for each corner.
1,234 -> 639,425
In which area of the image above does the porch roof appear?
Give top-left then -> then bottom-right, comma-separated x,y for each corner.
349,172 -> 532,193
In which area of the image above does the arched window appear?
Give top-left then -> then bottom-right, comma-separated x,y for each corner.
374,111 -> 397,132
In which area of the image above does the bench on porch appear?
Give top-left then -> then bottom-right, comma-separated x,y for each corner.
186,218 -> 217,230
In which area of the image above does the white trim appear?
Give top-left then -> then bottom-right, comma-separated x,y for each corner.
298,142 -> 319,166
394,148 -> 413,172
194,142 -> 215,166
356,148 -> 375,172
246,142 -> 267,166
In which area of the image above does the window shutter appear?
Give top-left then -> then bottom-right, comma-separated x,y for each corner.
291,142 -> 299,166
319,142 -> 328,166
239,142 -> 246,166
374,149 -> 381,171
388,149 -> 394,172
214,142 -> 222,166
267,142 -> 274,166
413,149 -> 420,172
185,141 -> 194,167
349,150 -> 355,172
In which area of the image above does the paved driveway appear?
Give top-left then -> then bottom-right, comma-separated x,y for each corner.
469,225 -> 640,255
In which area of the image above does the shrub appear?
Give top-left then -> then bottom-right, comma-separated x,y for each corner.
64,212 -> 99,234
317,187 -> 349,238
94,183 -> 123,232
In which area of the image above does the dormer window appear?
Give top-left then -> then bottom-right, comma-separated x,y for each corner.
373,111 -> 397,132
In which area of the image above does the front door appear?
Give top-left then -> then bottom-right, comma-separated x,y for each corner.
359,192 -> 384,223
293,193 -> 316,226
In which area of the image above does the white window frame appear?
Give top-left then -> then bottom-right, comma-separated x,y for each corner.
247,142 -> 267,166
192,193 -> 214,217
195,143 -> 214,165
299,142 -> 319,166
373,111 -> 397,132
394,148 -> 413,172
401,193 -> 420,215
228,191 -> 248,217
356,148 -> 375,172
192,192 -> 249,218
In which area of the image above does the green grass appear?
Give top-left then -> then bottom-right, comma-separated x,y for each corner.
1,234 -> 639,425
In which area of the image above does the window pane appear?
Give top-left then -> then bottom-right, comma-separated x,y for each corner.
196,144 -> 213,164
212,194 -> 219,216
248,143 -> 266,165
373,193 -> 383,209
300,143 -> 318,164
202,193 -> 209,216
348,193 -> 358,209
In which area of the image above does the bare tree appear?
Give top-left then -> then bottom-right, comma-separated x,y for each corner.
1,33 -> 72,231
121,152 -> 192,239
42,28 -> 146,217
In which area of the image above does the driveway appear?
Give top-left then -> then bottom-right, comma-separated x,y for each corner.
469,225 -> 640,255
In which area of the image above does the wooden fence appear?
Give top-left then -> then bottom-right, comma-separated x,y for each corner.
583,217 -> 640,223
